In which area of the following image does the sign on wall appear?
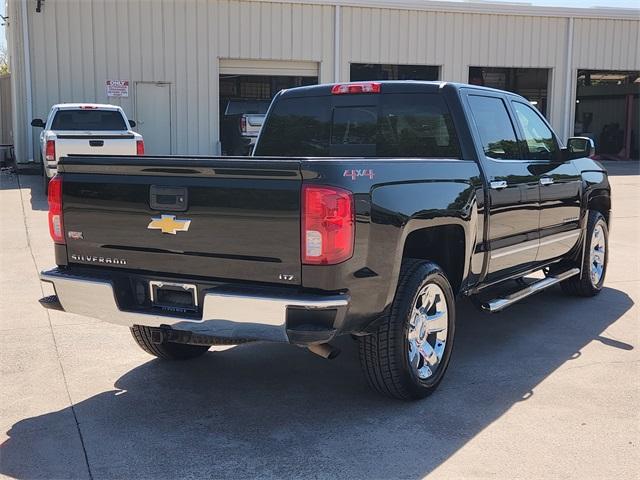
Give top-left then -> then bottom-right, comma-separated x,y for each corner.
105,80 -> 129,98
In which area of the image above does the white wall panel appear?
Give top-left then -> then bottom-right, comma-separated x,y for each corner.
573,18 -> 640,71
340,7 -> 574,133
21,0 -> 334,158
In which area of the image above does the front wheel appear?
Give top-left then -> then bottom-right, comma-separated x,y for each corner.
358,260 -> 456,400
561,211 -> 609,297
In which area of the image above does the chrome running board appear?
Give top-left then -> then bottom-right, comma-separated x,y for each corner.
481,268 -> 580,313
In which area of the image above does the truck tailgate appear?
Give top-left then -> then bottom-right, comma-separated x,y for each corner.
55,131 -> 137,158
59,157 -> 302,285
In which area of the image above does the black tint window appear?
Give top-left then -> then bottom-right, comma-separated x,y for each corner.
255,93 -> 461,158
331,106 -> 378,145
468,95 -> 520,160
377,95 -> 460,158
255,96 -> 330,156
512,101 -> 558,160
51,110 -> 128,131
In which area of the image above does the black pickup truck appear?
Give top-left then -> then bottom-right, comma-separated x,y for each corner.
39,81 -> 611,400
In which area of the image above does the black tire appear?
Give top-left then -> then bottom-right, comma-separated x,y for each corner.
561,211 -> 609,297
358,260 -> 456,400
130,325 -> 210,360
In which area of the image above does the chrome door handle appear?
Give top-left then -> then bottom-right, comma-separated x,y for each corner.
490,180 -> 508,190
540,177 -> 554,186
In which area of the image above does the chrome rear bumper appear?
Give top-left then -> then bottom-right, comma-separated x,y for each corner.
40,269 -> 349,344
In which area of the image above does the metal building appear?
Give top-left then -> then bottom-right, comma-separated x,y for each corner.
4,0 -> 640,163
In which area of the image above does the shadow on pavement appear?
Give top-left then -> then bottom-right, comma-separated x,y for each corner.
0,170 -> 48,211
0,286 -> 634,479
600,160 -> 640,177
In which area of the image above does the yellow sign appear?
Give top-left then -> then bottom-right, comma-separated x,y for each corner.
147,215 -> 191,235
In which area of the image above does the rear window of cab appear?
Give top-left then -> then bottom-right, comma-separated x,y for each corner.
51,110 -> 128,131
254,93 -> 461,158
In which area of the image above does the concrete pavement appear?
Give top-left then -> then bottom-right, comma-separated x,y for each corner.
0,162 -> 638,479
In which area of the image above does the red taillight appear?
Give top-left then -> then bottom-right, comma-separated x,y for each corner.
136,139 -> 145,155
302,185 -> 354,265
48,174 -> 65,244
331,82 -> 381,95
45,140 -> 56,161
240,116 -> 247,133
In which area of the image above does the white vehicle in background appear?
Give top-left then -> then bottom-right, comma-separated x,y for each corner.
31,104 -> 144,192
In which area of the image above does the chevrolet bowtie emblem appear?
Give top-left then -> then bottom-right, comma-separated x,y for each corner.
147,215 -> 191,235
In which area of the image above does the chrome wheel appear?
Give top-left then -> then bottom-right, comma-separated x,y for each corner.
407,283 -> 448,380
590,222 -> 606,286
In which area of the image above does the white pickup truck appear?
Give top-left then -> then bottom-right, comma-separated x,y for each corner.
31,103 -> 144,192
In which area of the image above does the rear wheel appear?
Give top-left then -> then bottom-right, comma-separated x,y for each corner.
358,260 -> 456,400
130,325 -> 210,360
561,211 -> 608,297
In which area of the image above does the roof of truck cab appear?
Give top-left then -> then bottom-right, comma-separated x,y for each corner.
276,81 -> 524,100
51,103 -> 124,111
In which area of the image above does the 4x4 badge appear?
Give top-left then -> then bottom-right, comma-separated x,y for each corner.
148,215 -> 191,235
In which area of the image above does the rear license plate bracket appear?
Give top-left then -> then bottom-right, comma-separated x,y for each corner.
149,281 -> 198,313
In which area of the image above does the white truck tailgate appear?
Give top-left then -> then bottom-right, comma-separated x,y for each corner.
55,131 -> 137,159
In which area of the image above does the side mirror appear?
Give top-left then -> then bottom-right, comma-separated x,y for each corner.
566,137 -> 595,159
31,118 -> 45,128
129,120 -> 136,128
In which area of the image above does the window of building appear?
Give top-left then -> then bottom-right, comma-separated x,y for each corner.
469,67 -> 549,117
467,95 -> 521,160
350,64 -> 439,81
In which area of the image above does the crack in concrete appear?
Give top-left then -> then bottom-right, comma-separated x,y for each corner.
16,173 -> 94,480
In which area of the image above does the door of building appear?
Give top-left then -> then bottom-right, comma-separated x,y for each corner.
135,82 -> 172,155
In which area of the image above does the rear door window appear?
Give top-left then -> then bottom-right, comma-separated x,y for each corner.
51,110 -> 128,131
467,95 -> 521,160
255,93 -> 461,158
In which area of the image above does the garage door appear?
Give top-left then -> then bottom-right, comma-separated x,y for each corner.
219,59 -> 318,77
219,59 -> 319,155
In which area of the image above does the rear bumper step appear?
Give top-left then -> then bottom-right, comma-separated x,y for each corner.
39,294 -> 64,311
39,268 -> 349,345
481,268 -> 580,313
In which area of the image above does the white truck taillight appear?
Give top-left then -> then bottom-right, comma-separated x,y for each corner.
302,185 -> 354,265
136,139 -> 145,155
48,174 -> 65,244
240,116 -> 247,133
45,140 -> 56,161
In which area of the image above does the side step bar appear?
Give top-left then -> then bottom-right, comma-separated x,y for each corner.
482,268 -> 580,313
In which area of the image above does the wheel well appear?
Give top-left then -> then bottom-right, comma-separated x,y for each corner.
402,225 -> 466,294
589,194 -> 611,225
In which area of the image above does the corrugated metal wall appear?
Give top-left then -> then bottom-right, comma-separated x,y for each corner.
340,8 -> 570,131
23,0 -> 333,159
6,0 -> 640,163
0,75 -> 12,145
573,18 -> 640,71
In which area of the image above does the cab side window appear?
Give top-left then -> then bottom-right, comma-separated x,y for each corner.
467,95 -> 521,160
511,101 -> 559,161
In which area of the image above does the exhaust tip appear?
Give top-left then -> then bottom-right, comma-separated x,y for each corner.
308,343 -> 341,360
